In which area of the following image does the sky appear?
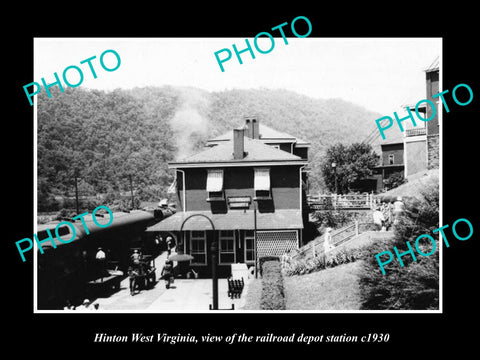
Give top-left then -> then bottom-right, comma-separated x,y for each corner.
34,37 -> 441,115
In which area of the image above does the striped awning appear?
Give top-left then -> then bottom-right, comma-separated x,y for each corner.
167,178 -> 177,194
206,169 -> 224,192
254,168 -> 270,191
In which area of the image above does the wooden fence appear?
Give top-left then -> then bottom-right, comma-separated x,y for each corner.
295,221 -> 376,259
307,193 -> 375,211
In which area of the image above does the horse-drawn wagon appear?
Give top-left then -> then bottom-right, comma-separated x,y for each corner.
127,254 -> 157,295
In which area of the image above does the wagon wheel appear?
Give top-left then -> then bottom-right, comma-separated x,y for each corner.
148,272 -> 156,289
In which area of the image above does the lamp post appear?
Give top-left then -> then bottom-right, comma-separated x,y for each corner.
332,162 -> 338,194
253,201 -> 258,279
210,235 -> 218,309
179,214 -> 217,310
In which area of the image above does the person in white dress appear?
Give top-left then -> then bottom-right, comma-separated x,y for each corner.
323,228 -> 335,253
373,207 -> 385,231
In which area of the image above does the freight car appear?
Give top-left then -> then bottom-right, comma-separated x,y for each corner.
37,207 -> 174,309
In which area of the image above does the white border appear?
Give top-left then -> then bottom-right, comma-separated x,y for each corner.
438,51 -> 443,313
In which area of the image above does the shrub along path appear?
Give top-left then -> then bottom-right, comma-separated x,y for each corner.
283,261 -> 364,310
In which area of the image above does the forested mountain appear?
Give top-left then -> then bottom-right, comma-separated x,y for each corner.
37,86 -> 381,211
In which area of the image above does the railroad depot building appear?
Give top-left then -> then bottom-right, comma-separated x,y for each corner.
147,117 -> 310,277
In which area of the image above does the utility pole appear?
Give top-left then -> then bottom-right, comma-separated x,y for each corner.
129,174 -> 134,210
254,201 -> 258,279
74,173 -> 79,215
211,236 -> 218,310
332,162 -> 338,194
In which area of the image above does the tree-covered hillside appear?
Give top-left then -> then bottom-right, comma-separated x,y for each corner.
37,86 -> 381,211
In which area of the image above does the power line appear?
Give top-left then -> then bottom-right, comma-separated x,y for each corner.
362,118 -> 392,146
363,130 -> 377,144
362,126 -> 380,145
366,131 -> 380,146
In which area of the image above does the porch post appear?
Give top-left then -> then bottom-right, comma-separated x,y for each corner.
211,231 -> 218,310
254,203 -> 258,279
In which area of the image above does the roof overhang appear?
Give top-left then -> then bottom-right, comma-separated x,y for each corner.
146,209 -> 303,232
375,164 -> 405,170
207,138 -> 311,146
169,160 -> 308,169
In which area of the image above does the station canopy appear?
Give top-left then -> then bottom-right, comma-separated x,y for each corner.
146,209 -> 303,232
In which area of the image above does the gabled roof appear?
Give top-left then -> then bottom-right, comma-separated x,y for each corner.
170,136 -> 306,168
207,123 -> 310,146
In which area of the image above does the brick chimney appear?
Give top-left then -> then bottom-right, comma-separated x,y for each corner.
233,128 -> 245,159
244,116 -> 260,139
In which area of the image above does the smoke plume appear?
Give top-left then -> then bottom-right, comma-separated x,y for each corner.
169,87 -> 210,160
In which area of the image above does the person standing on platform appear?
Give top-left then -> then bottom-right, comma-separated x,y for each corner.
95,247 -> 107,278
166,236 -> 174,256
161,259 -> 174,289
393,196 -> 405,226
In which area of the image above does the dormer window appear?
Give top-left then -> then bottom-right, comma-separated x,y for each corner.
254,167 -> 271,200
206,169 -> 224,201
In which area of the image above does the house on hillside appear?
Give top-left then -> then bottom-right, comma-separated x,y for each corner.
372,56 -> 440,190
147,117 -> 310,277
373,138 -> 405,191
425,56 -> 440,170
402,56 -> 440,177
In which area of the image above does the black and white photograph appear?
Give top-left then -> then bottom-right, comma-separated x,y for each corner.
6,7 -> 479,354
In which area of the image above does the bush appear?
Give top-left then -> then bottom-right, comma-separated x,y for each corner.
358,182 -> 439,310
311,209 -> 371,234
282,255 -> 326,276
258,256 -> 280,276
59,196 -> 77,209
383,172 -> 406,190
38,193 -> 60,212
81,197 -> 101,211
260,260 -> 286,310
282,247 -> 364,277
359,238 -> 439,310
312,209 -> 355,229
107,197 -> 142,212
55,208 -> 77,220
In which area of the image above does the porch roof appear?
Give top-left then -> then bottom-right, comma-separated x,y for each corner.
146,209 -> 303,232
